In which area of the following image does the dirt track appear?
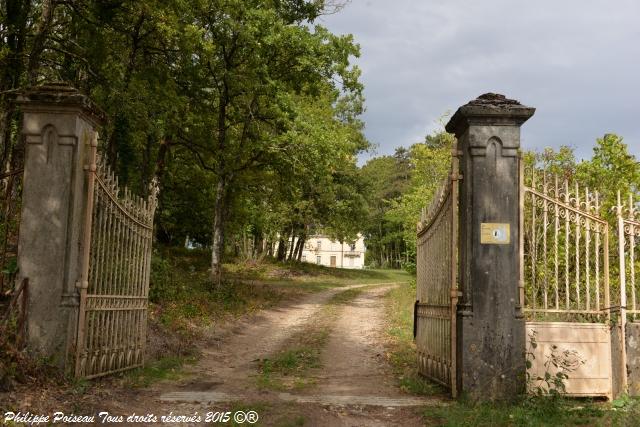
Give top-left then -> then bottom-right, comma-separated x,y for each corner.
26,285 -> 440,426
147,284 -> 438,426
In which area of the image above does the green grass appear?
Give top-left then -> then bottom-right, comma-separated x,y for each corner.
422,393 -> 640,426
257,325 -> 329,391
273,415 -> 306,427
256,285 -> 370,391
150,247 -> 410,335
123,355 -> 196,388
382,279 -> 640,425
146,247 -> 411,389
384,279 -> 443,395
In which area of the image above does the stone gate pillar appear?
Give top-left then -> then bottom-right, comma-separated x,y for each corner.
445,93 -> 534,400
15,83 -> 105,370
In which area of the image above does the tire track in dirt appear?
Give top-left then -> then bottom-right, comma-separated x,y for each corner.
157,284 -> 439,426
157,284 -> 371,397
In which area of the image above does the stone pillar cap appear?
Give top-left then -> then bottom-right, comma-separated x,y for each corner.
14,82 -> 107,126
445,93 -> 535,137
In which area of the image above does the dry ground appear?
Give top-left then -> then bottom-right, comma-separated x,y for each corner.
1,282 -> 443,426
101,284 -> 440,426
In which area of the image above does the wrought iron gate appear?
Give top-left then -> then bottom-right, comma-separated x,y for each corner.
615,192 -> 640,393
522,163 -> 613,398
415,147 -> 459,397
75,139 -> 158,378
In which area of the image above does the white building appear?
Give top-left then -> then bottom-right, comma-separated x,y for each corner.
299,234 -> 366,269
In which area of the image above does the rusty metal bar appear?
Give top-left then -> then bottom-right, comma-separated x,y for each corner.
75,132 -> 98,378
616,191 -> 629,393
449,144 -> 460,398
542,169 -> 549,310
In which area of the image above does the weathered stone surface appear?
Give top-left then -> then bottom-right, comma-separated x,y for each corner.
448,93 -> 534,401
611,325 -> 623,397
625,323 -> 640,396
446,93 -> 535,138
16,82 -> 107,126
14,83 -> 102,371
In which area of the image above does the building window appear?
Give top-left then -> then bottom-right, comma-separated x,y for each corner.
316,256 -> 321,265
317,240 -> 322,250
302,255 -> 306,262
350,243 -> 356,251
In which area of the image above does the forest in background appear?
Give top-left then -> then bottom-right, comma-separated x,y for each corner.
1,1 -> 639,288
0,0 -> 371,286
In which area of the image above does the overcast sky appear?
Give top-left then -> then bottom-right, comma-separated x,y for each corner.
319,0 -> 640,163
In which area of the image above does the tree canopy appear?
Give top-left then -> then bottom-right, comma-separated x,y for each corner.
1,0 -> 369,284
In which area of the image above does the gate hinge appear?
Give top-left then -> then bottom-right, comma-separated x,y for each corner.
75,280 -> 89,289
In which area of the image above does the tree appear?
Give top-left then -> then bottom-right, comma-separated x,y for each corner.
576,134 -> 640,216
170,1 -> 363,285
359,151 -> 411,268
385,129 -> 454,270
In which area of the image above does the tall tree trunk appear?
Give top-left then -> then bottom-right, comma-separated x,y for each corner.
287,227 -> 296,260
290,236 -> 298,261
296,234 -> 306,261
211,178 -> 226,288
276,235 -> 287,261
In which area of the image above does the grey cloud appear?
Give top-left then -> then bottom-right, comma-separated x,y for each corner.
320,0 -> 640,162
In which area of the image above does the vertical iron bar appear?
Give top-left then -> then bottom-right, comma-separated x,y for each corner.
450,146 -> 459,398
542,169 -> 548,310
519,154 -> 525,315
629,194 -> 636,318
554,175 -> 559,310
595,192 -> 601,311
617,191 -> 629,392
585,188 -> 591,311
75,132 -> 98,378
565,179 -> 570,310
531,170 -> 537,313
575,183 -> 581,309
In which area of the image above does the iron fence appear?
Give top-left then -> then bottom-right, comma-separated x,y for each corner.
415,145 -> 459,397
75,136 -> 158,378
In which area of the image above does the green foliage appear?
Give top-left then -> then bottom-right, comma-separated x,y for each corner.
358,121 -> 456,272
576,134 -> 640,216
383,126 -> 454,271
359,150 -> 412,269
424,398 -> 605,427
0,0 -> 369,284
526,331 -> 585,398
384,279 -> 442,396
124,355 -> 196,388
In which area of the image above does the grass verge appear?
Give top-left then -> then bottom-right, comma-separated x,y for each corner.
123,355 -> 198,388
381,278 -> 640,425
383,279 -> 443,395
1,245 -> 408,415
421,396 -> 640,426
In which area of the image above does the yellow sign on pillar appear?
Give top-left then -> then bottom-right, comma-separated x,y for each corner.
480,223 -> 510,244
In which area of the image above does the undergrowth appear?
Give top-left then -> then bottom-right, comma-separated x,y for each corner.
150,247 -> 409,339
384,279 -> 442,395
124,355 -> 197,388
383,278 -> 640,425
